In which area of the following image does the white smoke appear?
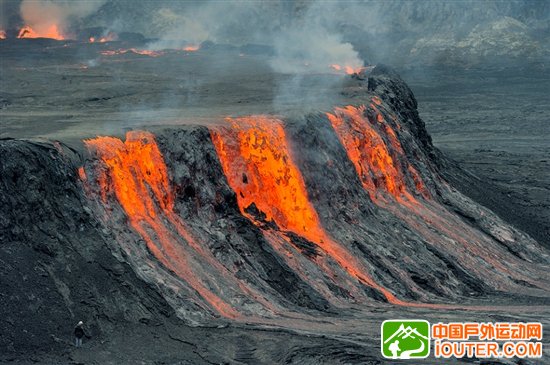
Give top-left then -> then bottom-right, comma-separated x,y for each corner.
147,7 -> 210,50
270,26 -> 363,74
146,2 -> 277,51
144,1 -> 363,74
269,2 -> 363,75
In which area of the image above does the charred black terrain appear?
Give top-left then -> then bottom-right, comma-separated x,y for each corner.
1,44 -> 549,364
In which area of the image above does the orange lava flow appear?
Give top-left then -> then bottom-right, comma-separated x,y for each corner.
129,48 -> 163,57
17,24 -> 64,40
211,117 -> 321,239
330,64 -> 365,75
77,166 -> 86,181
84,131 -> 238,318
183,45 -> 199,52
0,30 -> 6,40
327,105 -> 422,203
90,32 -> 117,43
210,117 -> 399,303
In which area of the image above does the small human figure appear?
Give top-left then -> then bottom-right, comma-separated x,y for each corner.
389,339 -> 401,358
74,321 -> 85,347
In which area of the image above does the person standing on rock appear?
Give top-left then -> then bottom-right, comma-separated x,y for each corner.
74,321 -> 85,347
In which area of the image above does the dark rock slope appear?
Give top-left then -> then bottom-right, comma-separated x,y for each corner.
0,140 -> 173,358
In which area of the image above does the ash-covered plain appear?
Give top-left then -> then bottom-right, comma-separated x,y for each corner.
1,16 -> 550,365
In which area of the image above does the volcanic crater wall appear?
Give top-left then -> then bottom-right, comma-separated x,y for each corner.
2,68 -> 550,333
78,68 -> 550,322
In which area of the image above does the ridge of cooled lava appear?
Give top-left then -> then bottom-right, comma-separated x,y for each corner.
76,67 -> 549,321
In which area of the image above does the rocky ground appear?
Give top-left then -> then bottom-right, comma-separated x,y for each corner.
402,67 -> 550,248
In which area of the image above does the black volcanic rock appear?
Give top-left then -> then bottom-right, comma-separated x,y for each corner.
0,139 -> 173,357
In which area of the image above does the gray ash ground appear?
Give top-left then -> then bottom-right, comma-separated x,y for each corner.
1,40 -> 549,364
402,68 -> 550,248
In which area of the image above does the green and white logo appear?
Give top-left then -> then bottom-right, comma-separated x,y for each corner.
381,320 -> 430,359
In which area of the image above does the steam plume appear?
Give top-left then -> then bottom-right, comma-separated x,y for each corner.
269,3 -> 363,74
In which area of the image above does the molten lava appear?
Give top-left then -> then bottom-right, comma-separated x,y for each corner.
127,48 -> 163,57
0,30 -> 6,40
84,131 -> 238,318
89,32 -> 117,43
17,24 -> 64,40
211,117 -> 323,238
327,105 -> 424,203
183,45 -> 200,52
210,117 -> 399,303
330,64 -> 365,75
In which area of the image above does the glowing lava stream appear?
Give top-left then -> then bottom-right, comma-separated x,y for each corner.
183,45 -> 200,52
327,103 -> 548,302
210,116 -> 400,304
327,104 -> 425,204
89,32 -> 117,43
84,131 -> 240,318
330,64 -> 365,75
